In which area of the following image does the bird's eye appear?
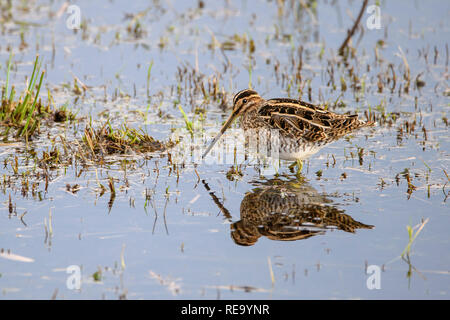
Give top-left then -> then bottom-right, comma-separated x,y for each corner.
242,99 -> 248,104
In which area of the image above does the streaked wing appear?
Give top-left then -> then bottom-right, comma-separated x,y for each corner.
258,99 -> 365,142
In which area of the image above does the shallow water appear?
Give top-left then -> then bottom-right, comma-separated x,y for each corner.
0,0 -> 449,299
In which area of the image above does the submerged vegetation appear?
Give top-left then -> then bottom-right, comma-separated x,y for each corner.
0,51 -> 174,207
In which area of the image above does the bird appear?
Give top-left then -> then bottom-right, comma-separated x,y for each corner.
230,178 -> 374,246
202,89 -> 374,172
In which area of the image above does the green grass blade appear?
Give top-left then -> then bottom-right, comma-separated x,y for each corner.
178,104 -> 193,135
21,70 -> 45,137
147,60 -> 153,97
27,55 -> 39,92
14,56 -> 41,119
3,52 -> 13,101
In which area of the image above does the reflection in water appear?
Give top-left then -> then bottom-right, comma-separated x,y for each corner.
230,178 -> 373,246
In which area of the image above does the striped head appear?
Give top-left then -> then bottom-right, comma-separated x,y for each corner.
231,89 -> 262,115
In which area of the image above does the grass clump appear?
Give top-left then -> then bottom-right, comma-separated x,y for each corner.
0,55 -> 75,140
82,121 -> 173,157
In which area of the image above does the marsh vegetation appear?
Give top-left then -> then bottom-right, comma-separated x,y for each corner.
0,0 -> 449,299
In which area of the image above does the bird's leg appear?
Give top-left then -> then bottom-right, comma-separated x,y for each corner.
295,159 -> 303,179
288,159 -> 304,179
288,161 -> 297,171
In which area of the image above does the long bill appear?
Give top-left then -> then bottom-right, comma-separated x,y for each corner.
202,111 -> 239,159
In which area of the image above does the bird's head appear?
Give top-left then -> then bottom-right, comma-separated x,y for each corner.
202,89 -> 262,158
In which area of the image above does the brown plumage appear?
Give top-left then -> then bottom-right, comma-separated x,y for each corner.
203,89 -> 374,160
231,178 -> 373,246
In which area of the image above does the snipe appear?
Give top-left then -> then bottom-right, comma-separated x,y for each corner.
231,178 -> 374,246
202,89 -> 374,167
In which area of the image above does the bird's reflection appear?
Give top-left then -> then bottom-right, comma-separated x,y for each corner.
229,178 -> 373,246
